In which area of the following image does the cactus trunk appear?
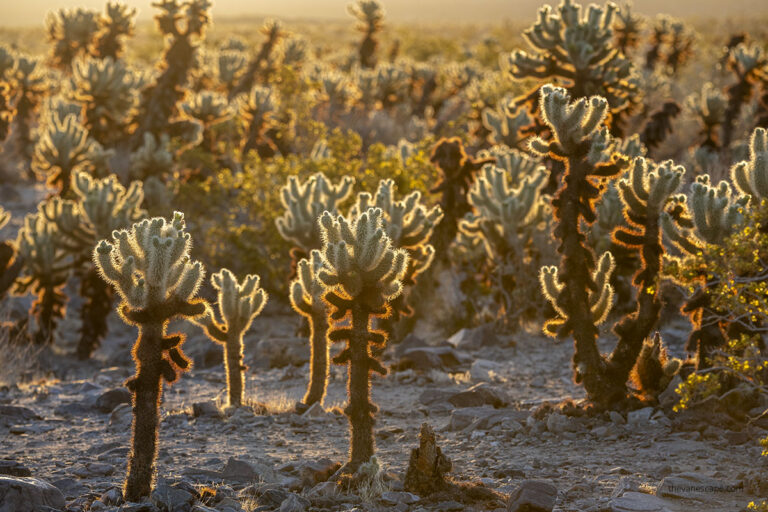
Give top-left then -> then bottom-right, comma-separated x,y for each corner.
224,332 -> 245,407
346,302 -> 375,471
77,267 -> 113,360
303,312 -> 330,407
124,322 -> 164,502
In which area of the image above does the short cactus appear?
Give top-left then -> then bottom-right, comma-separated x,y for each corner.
93,212 -> 206,501
180,90 -> 233,151
631,333 -> 681,401
230,20 -> 285,98
316,208 -> 407,475
722,43 -> 766,149
45,7 -> 99,70
481,99 -> 533,150
532,84 -> 631,406
11,55 -> 48,161
239,85 -> 279,159
614,1 -> 643,55
216,50 -> 247,95
731,127 -> 768,203
195,269 -> 267,407
289,250 -> 330,409
92,2 -> 137,60
689,82 -> 727,150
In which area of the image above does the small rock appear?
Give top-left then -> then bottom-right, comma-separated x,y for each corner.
108,403 -> 133,431
0,405 -> 41,425
51,477 -> 89,499
447,407 -> 528,432
95,388 -> 132,413
656,473 -> 740,499
381,491 -> 420,505
610,491 -> 672,512
0,460 -> 31,477
71,462 -> 114,478
222,457 -> 277,484
0,476 -> 66,512
627,407 -> 654,426
192,401 -> 222,418
448,382 -> 508,408
121,503 -> 160,512
101,487 -> 122,505
298,459 -> 341,487
609,411 -> 626,425
446,325 -> 498,350
150,481 -> 195,512
396,346 -> 470,372
658,375 -> 682,409
507,480 -> 557,512
307,481 -> 338,497
418,389 -> 454,406
546,413 -> 579,434
470,359 -> 503,382
278,493 -> 309,512
436,500 -> 464,511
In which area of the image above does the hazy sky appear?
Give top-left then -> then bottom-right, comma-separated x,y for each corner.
2,0 -> 767,26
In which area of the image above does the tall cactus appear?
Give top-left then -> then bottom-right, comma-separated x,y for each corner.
0,208 -> 23,301
662,176 -> 748,369
317,208 -> 407,475
722,43 -> 766,149
289,250 -> 330,410
276,173 -> 355,268
240,85 -> 279,159
348,0 -> 384,69
45,7 -> 99,70
93,212 -> 206,501
92,2 -> 137,60
731,127 -> 768,203
12,56 -> 48,162
195,269 -> 267,407
230,20 -> 285,98
532,84 -> 630,406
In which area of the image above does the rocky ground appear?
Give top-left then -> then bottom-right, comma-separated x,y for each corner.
1,307 -> 767,512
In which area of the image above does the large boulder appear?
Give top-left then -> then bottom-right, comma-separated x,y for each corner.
0,476 -> 66,512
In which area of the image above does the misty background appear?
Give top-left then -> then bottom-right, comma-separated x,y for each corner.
2,0 -> 768,26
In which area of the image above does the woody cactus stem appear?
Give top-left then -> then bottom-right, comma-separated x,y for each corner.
532,84 -> 629,406
93,212 -> 206,501
290,250 -> 330,408
317,208 -> 407,474
196,269 -> 267,407
0,209 -> 23,300
610,158 -> 683,386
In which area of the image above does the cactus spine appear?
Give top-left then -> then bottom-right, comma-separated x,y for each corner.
533,84 -> 630,406
290,250 -> 330,409
196,269 -> 267,407
317,208 -> 407,474
93,212 -> 206,501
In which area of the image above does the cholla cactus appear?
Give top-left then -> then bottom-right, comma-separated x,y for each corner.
93,212 -> 206,501
0,209 -> 23,301
374,64 -> 408,109
231,20 -> 285,98
181,90 -> 233,151
722,43 -> 767,149
318,69 -> 357,122
32,113 -> 108,194
731,127 -> 768,202
240,85 -> 279,158
640,101 -> 681,154
507,0 -> 638,125
477,145 -> 543,186
195,269 -> 267,407
14,214 -> 71,344
281,36 -> 309,68
531,85 -> 630,406
614,1 -> 642,55
130,132 -> 173,181
289,250 -> 330,409
276,173 -> 356,259
348,0 -> 384,69
92,2 -> 137,60
664,20 -> 694,74
688,82 -> 727,149
316,208 -> 407,474
610,158 -> 683,380
12,56 -> 48,161
662,175 -> 748,369
46,7 -> 99,70
0,82 -> 15,145
481,98 -> 533,150
216,50 -> 246,94
70,57 -> 140,145
631,333 -> 681,400
132,0 -> 212,148
460,162 -> 550,324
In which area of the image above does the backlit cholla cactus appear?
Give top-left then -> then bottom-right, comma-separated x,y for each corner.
348,180 -> 442,334
276,173 -> 356,264
231,20 -> 285,98
92,2 -> 137,60
507,0 -> 638,128
481,97 -> 533,150
32,113 -> 109,194
216,50 -> 247,95
722,43 -> 767,149
348,0 -> 384,69
94,212 -> 206,501
0,46 -> 16,143
317,69 -> 357,123
46,7 -> 99,70
289,250 -> 330,410
613,1 -> 642,55
12,56 -> 48,161
70,57 -> 140,145
688,82 -> 727,150
181,90 -> 233,151
42,170 -> 145,359
662,175 -> 748,369
281,36 -> 309,68
0,208 -> 24,300
731,127 -> 768,203
373,64 -> 409,109
130,132 -> 173,181
196,269 -> 267,407
531,85 -> 631,406
316,208 -> 407,475
610,158 -> 683,380
132,0 -> 212,148
14,213 -> 71,344
459,161 -> 550,324
240,85 -> 279,158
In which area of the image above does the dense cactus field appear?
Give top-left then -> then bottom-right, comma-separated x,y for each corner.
0,1 -> 768,511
